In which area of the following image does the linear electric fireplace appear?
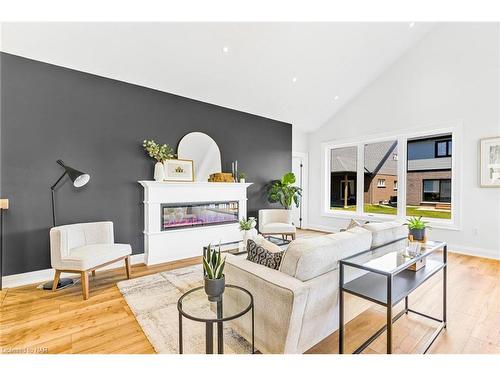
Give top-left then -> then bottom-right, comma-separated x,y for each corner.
161,201 -> 239,231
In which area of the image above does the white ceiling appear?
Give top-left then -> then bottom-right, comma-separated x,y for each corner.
1,22 -> 435,132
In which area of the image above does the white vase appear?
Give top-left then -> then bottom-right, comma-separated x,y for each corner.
239,178 -> 245,183
154,162 -> 165,181
242,228 -> 258,244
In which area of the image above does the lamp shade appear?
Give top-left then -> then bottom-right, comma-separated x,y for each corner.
56,160 -> 90,188
0,199 -> 8,210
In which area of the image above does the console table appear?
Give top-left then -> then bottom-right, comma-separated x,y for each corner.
339,240 -> 447,354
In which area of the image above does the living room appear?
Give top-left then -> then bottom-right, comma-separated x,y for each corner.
1,0 -> 499,372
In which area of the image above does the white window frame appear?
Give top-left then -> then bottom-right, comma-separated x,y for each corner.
377,179 -> 386,188
321,122 -> 462,230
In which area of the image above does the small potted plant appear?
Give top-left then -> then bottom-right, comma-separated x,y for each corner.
239,217 -> 257,243
203,244 -> 226,302
142,139 -> 175,181
238,172 -> 246,183
406,216 -> 430,241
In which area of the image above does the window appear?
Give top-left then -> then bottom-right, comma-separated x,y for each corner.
407,133 -> 452,219
435,139 -> 452,157
330,146 -> 357,211
363,141 -> 398,215
324,129 -> 456,224
422,179 -> 451,203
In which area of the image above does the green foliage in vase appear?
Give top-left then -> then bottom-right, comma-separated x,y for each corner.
239,217 -> 256,231
142,139 -> 175,162
267,172 -> 302,209
238,172 -> 246,180
406,216 -> 430,230
203,243 -> 225,279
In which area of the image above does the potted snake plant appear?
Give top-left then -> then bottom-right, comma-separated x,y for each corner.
203,243 -> 226,302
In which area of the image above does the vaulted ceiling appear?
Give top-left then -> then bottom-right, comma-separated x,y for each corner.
1,22 -> 435,132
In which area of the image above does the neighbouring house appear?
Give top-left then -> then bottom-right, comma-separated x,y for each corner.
407,135 -> 452,208
330,135 -> 452,209
330,141 -> 398,208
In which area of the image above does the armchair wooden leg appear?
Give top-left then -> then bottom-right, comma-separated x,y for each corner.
81,271 -> 90,300
52,270 -> 61,291
291,233 -> 296,240
125,256 -> 131,279
91,270 -> 96,277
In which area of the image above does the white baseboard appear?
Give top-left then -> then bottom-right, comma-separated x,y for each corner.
1,253 -> 145,289
446,244 -> 499,260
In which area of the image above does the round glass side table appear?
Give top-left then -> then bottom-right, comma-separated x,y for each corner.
177,284 -> 254,354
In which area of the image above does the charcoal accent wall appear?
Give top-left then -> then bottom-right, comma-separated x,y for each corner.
0,53 -> 291,276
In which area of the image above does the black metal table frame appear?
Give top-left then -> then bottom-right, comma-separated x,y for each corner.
339,243 -> 447,354
177,284 -> 255,354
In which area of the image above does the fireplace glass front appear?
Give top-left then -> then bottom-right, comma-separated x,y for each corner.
161,201 -> 239,230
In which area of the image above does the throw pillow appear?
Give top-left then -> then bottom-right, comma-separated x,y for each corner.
246,239 -> 284,270
346,219 -> 364,230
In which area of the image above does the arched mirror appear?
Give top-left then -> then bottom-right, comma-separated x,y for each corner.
177,132 -> 222,182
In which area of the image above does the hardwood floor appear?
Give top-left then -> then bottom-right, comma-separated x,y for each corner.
1,229 -> 498,354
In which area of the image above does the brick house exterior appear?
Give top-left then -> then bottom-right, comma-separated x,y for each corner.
330,135 -> 452,209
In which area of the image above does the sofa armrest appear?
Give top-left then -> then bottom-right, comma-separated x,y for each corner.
224,254 -> 310,353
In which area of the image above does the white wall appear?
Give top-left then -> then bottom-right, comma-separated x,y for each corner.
307,23 -> 500,259
292,126 -> 309,153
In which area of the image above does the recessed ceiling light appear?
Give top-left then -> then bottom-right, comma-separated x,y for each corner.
409,22 -> 415,28
222,46 -> 229,53
334,95 -> 339,101
292,77 -> 298,83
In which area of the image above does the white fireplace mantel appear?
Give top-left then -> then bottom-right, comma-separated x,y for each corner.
139,181 -> 252,265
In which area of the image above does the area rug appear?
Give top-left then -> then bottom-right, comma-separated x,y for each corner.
117,264 -> 253,354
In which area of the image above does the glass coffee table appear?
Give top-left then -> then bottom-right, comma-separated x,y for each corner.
177,285 -> 255,354
339,239 -> 447,354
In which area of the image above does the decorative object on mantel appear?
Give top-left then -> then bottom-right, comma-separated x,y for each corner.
267,172 -> 302,209
47,159 -> 91,291
0,198 -> 9,290
406,216 -> 430,242
208,172 -> 234,182
238,172 -> 246,183
231,160 -> 238,183
164,159 -> 194,182
177,132 -> 222,182
239,217 -> 257,244
142,139 -> 175,181
202,243 -> 226,302
479,136 -> 500,187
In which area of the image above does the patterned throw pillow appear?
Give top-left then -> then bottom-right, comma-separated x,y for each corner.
246,239 -> 284,270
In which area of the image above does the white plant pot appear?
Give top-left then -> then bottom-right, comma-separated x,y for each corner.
242,228 -> 258,244
154,162 -> 165,181
239,178 -> 245,183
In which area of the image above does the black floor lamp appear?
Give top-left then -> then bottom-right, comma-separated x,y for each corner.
43,159 -> 91,290
0,198 -> 9,290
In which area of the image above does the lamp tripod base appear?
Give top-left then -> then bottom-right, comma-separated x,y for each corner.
42,277 -> 75,290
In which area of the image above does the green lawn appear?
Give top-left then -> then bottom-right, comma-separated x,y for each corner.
331,204 -> 451,219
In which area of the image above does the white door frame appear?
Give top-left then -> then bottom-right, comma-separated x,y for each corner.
292,151 -> 309,229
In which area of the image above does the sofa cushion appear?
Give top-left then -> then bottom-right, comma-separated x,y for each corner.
280,228 -> 372,281
61,243 -> 132,270
363,221 -> 407,248
253,235 -> 283,253
246,239 -> 284,270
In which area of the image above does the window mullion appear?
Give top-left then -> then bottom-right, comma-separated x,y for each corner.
397,136 -> 407,219
356,144 -> 364,215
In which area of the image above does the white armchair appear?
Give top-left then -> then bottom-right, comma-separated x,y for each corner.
49,221 -> 132,300
258,209 -> 296,240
